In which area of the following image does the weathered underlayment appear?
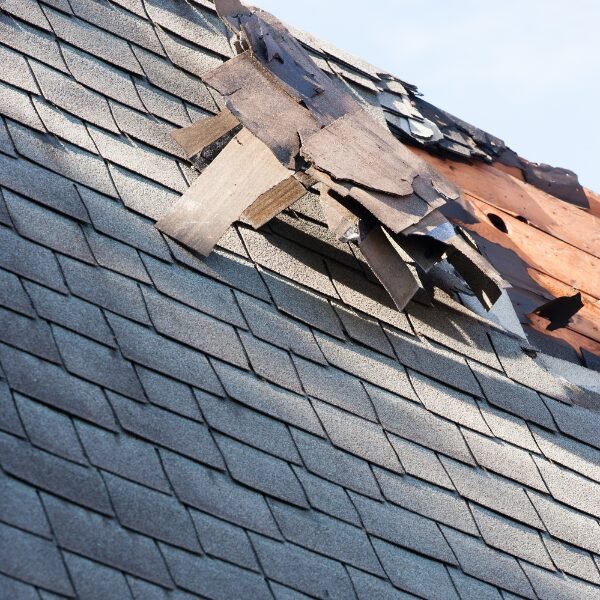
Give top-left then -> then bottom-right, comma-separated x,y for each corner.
0,1 -> 600,599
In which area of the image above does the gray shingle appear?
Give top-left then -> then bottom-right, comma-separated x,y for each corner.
0,44 -> 39,92
347,568 -> 418,600
71,0 -> 164,55
134,79 -> 191,128
0,153 -> 89,221
109,391 -> 224,468
160,543 -> 272,600
127,577 -> 193,600
75,420 -> 170,493
441,526 -> 535,598
213,361 -> 324,436
471,505 -> 553,569
470,361 -> 556,429
409,371 -> 491,433
441,457 -> 543,528
0,118 -> 15,157
0,14 -> 66,73
270,499 -> 384,576
0,431 -> 113,515
521,562 -> 600,600
29,59 -> 119,132
0,522 -> 74,596
372,538 -> 459,600
0,268 -> 35,316
104,473 -> 201,553
106,313 -> 223,394
240,331 -> 303,393
479,401 -> 539,453
54,326 -> 146,401
143,255 -> 246,328
43,493 -> 173,587
543,395 -> 600,450
142,288 -> 248,368
293,467 -> 361,526
191,509 -> 259,571
64,552 -> 132,600
250,533 -> 356,600
314,400 -> 403,472
0,379 -> 24,437
0,471 -> 51,538
0,573 -> 39,600
543,535 -> 600,584
15,394 -> 86,464
235,292 -> 326,363
4,189 -> 94,263
292,428 -> 382,499
374,468 -> 478,536
2,0 -> 51,30
532,425 -> 600,483
271,582 -> 315,600
447,569 -> 503,600
293,355 -> 376,421
0,226 -> 67,292
197,391 -> 301,463
368,384 -> 475,466
534,457 -> 600,518
44,6 -> 144,75
8,121 -> 117,197
0,306 -> 61,363
0,344 -> 117,430
59,255 -> 150,323
350,491 -> 456,564
262,270 -> 344,339
387,435 -> 455,489
0,81 -> 44,130
84,228 -> 152,283
132,45 -> 217,111
161,450 -> 281,539
463,429 -> 547,492
334,303 -> 395,357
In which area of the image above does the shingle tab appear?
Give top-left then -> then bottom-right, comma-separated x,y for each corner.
334,303 -> 395,357
191,510 -> 259,571
43,493 -> 173,587
314,400 -> 403,472
447,569 -> 503,600
0,268 -> 35,317
142,288 -> 248,368
0,344 -> 117,430
213,361 -> 324,436
0,306 -> 61,363
0,471 -> 51,538
0,379 -> 24,437
0,81 -> 44,130
160,543 -> 272,600
374,468 -> 478,535
250,533 -> 356,600
161,450 -> 281,539
109,391 -> 224,468
543,535 -> 600,584
292,428 -> 382,499
75,420 -> 170,493
543,395 -> 600,450
521,561 -> 600,600
372,538 -> 459,600
0,119 -> 15,158
347,568 -> 417,600
2,0 -> 51,30
216,434 -> 308,507
0,45 -> 39,92
479,401 -> 539,452
0,431 -> 113,515
134,79 -> 191,128
0,522 -> 74,596
0,573 -> 39,600
54,326 -> 146,401
293,355 -> 376,421
15,394 -> 86,464
441,457 -> 543,528
368,384 -> 475,465
104,473 -> 201,553
64,552 -> 132,600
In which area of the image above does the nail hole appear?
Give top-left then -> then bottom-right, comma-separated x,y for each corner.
487,213 -> 508,233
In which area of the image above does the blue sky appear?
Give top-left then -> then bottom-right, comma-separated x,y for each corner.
256,0 -> 600,192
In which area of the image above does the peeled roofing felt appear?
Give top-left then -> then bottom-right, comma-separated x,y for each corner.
0,0 -> 600,599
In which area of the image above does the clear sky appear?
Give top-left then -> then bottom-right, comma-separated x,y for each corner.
256,0 -> 600,192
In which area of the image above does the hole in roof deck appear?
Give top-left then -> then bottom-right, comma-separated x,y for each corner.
516,215 -> 529,224
487,213 -> 509,233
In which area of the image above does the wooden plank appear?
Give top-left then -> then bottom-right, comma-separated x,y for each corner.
359,225 -> 419,312
203,52 -> 319,168
157,128 -> 292,256
171,109 -> 240,159
319,188 -> 361,242
241,176 -> 306,229
585,188 -> 600,218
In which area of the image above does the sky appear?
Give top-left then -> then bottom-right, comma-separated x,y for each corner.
255,0 -> 600,192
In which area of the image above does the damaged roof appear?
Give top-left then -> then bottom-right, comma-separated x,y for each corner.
0,0 -> 600,599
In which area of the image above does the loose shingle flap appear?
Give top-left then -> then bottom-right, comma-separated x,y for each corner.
156,0 -> 506,313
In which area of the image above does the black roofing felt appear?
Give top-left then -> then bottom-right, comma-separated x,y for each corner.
0,1 -> 600,599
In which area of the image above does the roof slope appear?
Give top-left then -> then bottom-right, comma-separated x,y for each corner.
0,1 -> 600,599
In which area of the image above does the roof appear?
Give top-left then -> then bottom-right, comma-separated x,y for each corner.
1,1 -> 600,599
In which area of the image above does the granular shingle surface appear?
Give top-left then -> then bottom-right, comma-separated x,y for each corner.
0,2 -> 599,599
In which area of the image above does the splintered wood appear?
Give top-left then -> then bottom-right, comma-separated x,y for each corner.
157,0 -> 508,315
